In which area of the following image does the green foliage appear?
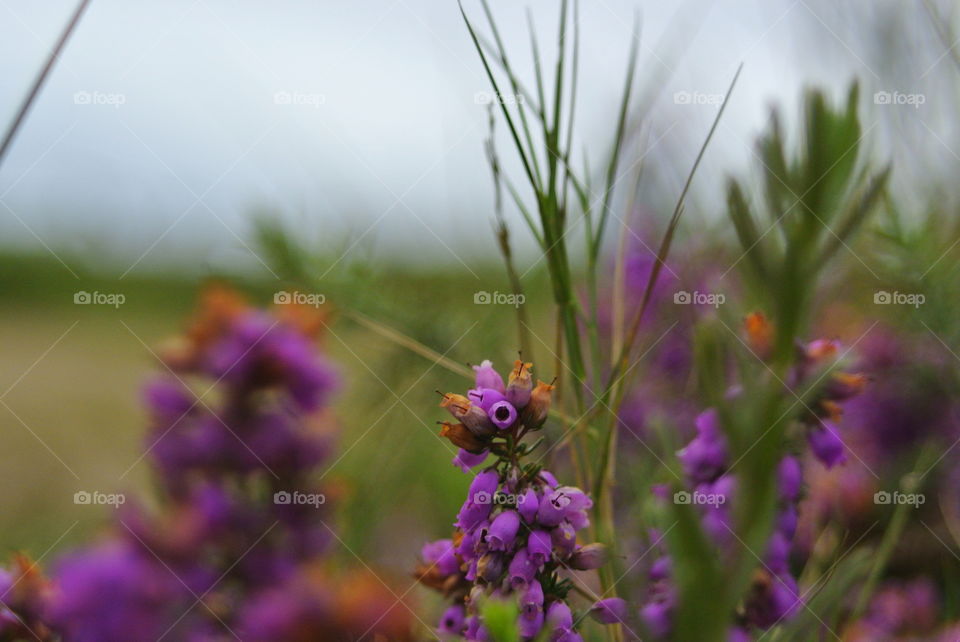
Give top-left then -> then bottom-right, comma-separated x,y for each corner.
481,599 -> 521,642
666,84 -> 889,641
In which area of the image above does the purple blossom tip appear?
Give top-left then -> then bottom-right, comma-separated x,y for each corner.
590,597 -> 628,625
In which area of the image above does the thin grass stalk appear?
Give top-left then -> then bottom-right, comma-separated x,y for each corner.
0,0 -> 92,167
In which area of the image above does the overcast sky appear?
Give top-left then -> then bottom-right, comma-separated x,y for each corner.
0,0 -> 955,277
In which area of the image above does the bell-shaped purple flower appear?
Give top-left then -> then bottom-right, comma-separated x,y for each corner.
527,529 -> 552,568
590,597 -> 628,625
478,552 -> 505,582
508,548 -> 536,589
539,470 -> 559,488
421,539 -> 461,577
469,470 -> 500,504
778,455 -> 803,502
457,497 -> 493,532
546,600 -> 572,630
777,506 -> 798,539
487,510 -> 520,551
468,388 -> 508,413
473,360 -> 505,393
465,614 -> 492,641
551,521 -> 577,556
521,580 -> 544,616
489,401 -> 518,430
641,599 -> 672,637
678,409 -> 728,483
518,488 -> 539,523
518,607 -> 544,639
808,421 -> 846,468
438,604 -> 466,638
453,449 -> 489,474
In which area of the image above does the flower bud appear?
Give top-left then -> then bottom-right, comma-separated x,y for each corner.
440,393 -> 495,437
439,422 -> 486,453
472,360 -> 505,393
568,543 -> 607,570
477,552 -> 504,583
520,380 -> 555,429
506,360 -> 534,407
589,597 -> 627,624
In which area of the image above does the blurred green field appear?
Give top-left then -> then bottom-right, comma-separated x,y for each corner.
0,250 -> 557,585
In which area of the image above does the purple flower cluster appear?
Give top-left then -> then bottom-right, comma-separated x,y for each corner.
421,360 -> 615,640
0,554 -> 56,641
636,316 -> 867,639
42,287 -> 411,641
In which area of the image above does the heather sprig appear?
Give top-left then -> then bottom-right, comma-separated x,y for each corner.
658,85 -> 889,640
421,359 -> 617,641
461,1 -> 742,611
636,314 -> 869,639
45,286 -> 410,641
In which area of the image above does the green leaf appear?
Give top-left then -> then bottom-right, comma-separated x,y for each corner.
481,599 -> 521,642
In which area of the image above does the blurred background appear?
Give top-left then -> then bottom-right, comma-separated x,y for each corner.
1,0 -> 959,614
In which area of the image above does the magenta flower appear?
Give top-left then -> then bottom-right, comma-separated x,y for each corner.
487,510 -> 521,551
808,421 -> 847,468
590,597 -> 628,624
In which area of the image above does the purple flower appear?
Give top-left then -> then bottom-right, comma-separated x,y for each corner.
678,409 -> 728,483
546,600 -> 572,630
421,539 -> 461,577
641,599 -> 672,637
521,580 -> 544,617
473,360 -> 506,393
537,487 -> 591,527
518,607 -> 544,639
506,360 -> 534,408
457,497 -> 494,532
471,469 -> 501,502
527,530 -> 553,567
465,615 -> 491,641
478,553 -> 505,582
808,421 -> 847,468
508,548 -> 537,589
453,449 -> 489,474
590,597 -> 628,625
488,511 -> 521,551
489,400 -> 519,430
468,387 -> 508,413
438,604 -> 466,637
551,521 -> 577,556
744,572 -> 801,628
518,488 -> 539,523
539,470 -> 560,488
50,543 -> 194,642
778,455 -> 803,502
